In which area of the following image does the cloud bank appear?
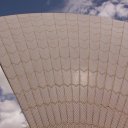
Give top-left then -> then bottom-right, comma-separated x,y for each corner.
0,100 -> 28,128
0,67 -> 12,94
0,67 -> 28,128
62,0 -> 128,20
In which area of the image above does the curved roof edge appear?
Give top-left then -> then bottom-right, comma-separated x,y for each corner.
0,12 -> 127,25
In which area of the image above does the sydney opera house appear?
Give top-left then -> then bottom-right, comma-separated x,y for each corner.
0,13 -> 128,128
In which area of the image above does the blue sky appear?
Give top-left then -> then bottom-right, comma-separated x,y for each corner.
0,0 -> 128,20
0,0 -> 128,128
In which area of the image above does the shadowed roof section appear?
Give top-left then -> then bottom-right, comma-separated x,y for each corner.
0,13 -> 128,128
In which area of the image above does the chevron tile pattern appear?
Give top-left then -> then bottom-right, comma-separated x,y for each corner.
0,13 -> 128,128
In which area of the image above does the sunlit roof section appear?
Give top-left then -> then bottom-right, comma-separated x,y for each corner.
0,13 -> 128,128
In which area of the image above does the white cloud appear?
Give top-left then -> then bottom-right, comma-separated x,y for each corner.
0,67 -> 28,128
110,0 -> 119,2
0,67 -> 13,94
121,0 -> 128,4
98,1 -> 128,19
98,1 -> 116,17
62,0 -> 128,20
0,100 -> 28,128
0,100 -> 19,113
116,4 -> 128,17
63,0 -> 93,13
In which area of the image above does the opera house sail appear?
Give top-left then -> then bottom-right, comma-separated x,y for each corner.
0,13 -> 128,128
